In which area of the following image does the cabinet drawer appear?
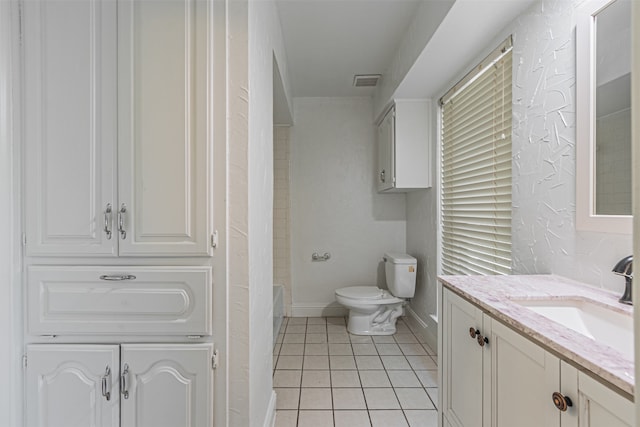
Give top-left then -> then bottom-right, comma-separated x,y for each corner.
28,266 -> 212,336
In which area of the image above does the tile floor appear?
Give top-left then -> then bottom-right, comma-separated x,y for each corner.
273,316 -> 438,427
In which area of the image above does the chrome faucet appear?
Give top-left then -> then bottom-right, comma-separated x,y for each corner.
612,255 -> 633,305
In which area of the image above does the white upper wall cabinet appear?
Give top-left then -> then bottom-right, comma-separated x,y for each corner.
376,99 -> 432,192
24,0 -> 212,257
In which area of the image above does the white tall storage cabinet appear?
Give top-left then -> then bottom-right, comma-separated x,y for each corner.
22,0 -> 215,426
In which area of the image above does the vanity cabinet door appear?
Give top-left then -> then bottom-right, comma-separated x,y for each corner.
574,368 -> 633,427
26,344 -> 120,427
488,319 -> 560,427
441,289 -> 489,427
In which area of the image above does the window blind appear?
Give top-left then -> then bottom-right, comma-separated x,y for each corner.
440,41 -> 512,276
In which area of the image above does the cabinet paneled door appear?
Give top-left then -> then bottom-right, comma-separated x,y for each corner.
26,344 -> 214,427
23,0 -> 212,257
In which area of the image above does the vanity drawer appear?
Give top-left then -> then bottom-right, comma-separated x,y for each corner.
27,266 -> 212,336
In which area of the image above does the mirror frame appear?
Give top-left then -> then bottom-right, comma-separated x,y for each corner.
575,0 -> 632,234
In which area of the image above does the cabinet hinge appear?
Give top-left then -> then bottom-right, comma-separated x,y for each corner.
211,230 -> 218,249
212,349 -> 219,370
22,354 -> 27,369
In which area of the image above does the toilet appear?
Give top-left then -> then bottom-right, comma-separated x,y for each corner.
335,253 -> 417,335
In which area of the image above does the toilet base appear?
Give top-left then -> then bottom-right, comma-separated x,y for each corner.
346,304 -> 404,336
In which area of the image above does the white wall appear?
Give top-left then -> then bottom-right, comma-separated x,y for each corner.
274,126 -> 292,315
227,0 -> 292,425
290,97 -> 407,316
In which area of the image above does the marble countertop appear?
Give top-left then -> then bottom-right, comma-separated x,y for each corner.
438,274 -> 634,396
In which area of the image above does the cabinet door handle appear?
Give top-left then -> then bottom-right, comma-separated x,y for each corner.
477,334 -> 489,347
120,363 -> 129,399
469,327 -> 480,339
99,274 -> 136,281
380,169 -> 386,183
118,203 -> 127,239
103,204 -> 113,240
101,365 -> 111,401
552,392 -> 572,411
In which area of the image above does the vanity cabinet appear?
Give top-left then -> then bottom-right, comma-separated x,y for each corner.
23,0 -> 212,257
376,100 -> 431,192
26,343 -> 214,427
441,287 -> 633,427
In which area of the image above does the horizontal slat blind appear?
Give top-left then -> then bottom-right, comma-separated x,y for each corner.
441,47 -> 512,276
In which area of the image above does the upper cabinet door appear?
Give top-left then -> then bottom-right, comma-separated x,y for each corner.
26,344 -> 120,427
117,0 -> 211,257
120,344 -> 213,427
377,108 -> 395,192
23,0 -> 118,257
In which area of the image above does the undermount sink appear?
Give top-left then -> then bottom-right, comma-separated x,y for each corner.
514,299 -> 634,360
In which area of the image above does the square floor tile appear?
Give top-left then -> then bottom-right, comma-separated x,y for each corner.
415,370 -> 437,388
395,324 -> 411,333
355,355 -> 384,370
406,356 -> 436,370
363,388 -> 400,409
358,371 -> 391,388
330,355 -> 357,370
327,317 -> 346,325
426,388 -> 438,408
280,343 -> 304,355
301,370 -> 330,388
422,344 -> 437,356
328,324 -> 348,333
286,325 -> 307,334
352,343 -> 377,355
329,343 -> 353,355
372,335 -> 395,344
283,334 -> 306,344
277,355 -> 303,370
387,370 -> 421,388
333,388 -> 366,410
305,343 -> 329,355
304,355 -> 329,370
288,317 -> 308,325
276,334 -> 284,344
404,410 -> 438,427
381,356 -> 411,370
375,343 -> 402,355
308,317 -> 327,324
334,410 -> 371,427
298,410 -> 334,427
307,324 -> 328,334
306,333 -> 328,344
275,410 -> 298,427
328,332 -> 351,343
369,410 -> 408,427
331,370 -> 361,388
273,370 -> 302,388
395,388 -> 434,410
300,388 -> 332,410
275,388 -> 300,410
393,333 -> 418,344
350,335 -> 373,344
399,343 -> 428,356
273,342 -> 282,356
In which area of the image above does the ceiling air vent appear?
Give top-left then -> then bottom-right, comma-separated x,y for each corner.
353,74 -> 381,88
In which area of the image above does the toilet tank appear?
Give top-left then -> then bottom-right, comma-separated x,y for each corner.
384,253 -> 417,298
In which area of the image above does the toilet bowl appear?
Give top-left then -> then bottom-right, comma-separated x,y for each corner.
335,253 -> 417,335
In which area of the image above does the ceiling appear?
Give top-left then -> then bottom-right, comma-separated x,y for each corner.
276,0 -> 424,98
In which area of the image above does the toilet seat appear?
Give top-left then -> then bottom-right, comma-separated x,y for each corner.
335,286 -> 403,304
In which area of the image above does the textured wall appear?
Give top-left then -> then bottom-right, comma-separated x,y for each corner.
290,97 -> 407,315
273,126 -> 292,315
510,0 -> 632,292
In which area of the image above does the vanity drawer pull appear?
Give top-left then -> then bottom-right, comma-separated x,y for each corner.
469,327 -> 480,339
477,334 -> 489,347
552,392 -> 573,411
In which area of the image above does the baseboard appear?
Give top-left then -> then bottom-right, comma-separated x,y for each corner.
404,305 -> 438,352
263,390 -> 277,427
291,303 -> 348,317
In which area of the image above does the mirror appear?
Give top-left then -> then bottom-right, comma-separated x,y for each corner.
576,0 -> 632,233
